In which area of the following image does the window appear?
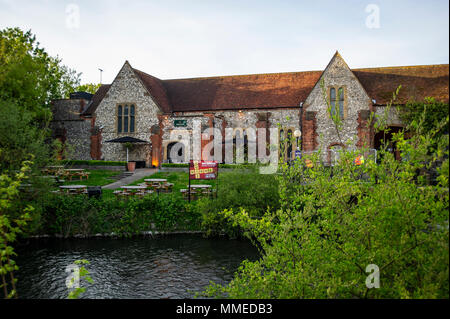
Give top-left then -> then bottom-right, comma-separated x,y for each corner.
330,87 -> 345,119
338,88 -> 344,119
117,104 -> 135,133
330,87 -> 336,116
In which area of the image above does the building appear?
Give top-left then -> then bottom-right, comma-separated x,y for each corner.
51,52 -> 449,167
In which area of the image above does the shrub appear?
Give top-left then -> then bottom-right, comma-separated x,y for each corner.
197,168 -> 279,237
58,160 -> 127,166
34,193 -> 202,237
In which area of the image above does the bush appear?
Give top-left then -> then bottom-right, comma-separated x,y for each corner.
161,163 -> 264,169
33,193 -> 202,237
197,168 -> 279,237
203,101 -> 449,299
58,160 -> 127,166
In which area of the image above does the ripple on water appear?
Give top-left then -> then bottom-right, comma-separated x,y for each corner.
15,234 -> 259,299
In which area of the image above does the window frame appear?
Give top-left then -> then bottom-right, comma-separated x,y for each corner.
328,86 -> 347,120
116,103 -> 137,134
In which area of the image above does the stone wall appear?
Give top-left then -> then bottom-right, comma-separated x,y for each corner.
302,53 -> 372,162
165,108 -> 301,163
94,62 -> 160,164
51,99 -> 92,160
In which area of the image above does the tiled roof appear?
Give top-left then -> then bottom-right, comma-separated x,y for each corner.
132,68 -> 172,113
85,63 -> 448,115
352,64 -> 449,104
164,71 -> 322,112
82,84 -> 111,116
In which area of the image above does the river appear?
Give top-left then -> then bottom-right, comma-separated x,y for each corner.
15,234 -> 260,299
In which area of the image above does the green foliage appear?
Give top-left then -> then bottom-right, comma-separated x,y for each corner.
35,193 -> 202,237
0,157 -> 33,299
58,160 -> 127,166
0,27 -> 80,120
67,259 -> 94,299
399,97 -> 449,138
0,101 -> 54,173
197,168 -> 279,237
75,83 -> 101,95
203,89 -> 449,299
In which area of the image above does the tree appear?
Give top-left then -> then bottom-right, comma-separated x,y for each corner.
0,27 -> 81,121
0,101 -> 54,173
399,97 -> 449,138
75,83 -> 101,95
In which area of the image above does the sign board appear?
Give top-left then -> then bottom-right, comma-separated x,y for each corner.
174,119 -> 187,127
295,150 -> 302,159
189,160 -> 218,180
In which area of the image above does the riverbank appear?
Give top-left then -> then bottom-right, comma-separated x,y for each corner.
27,230 -> 207,239
18,169 -> 279,242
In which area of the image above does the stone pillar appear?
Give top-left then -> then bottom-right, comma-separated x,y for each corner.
302,111 -> 318,152
150,124 -> 160,168
356,110 -> 373,149
90,118 -> 102,160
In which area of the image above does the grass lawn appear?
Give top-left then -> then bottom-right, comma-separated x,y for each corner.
128,171 -> 220,195
60,169 -> 119,187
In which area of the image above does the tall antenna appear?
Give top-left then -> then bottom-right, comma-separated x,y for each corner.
98,68 -> 103,84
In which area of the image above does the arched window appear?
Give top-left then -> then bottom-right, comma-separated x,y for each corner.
167,142 -> 185,163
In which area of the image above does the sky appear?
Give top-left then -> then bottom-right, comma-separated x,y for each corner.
1,0 -> 448,84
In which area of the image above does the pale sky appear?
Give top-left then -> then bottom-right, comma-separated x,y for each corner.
1,0 -> 448,85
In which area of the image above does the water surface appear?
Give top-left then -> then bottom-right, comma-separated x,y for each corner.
15,234 -> 259,299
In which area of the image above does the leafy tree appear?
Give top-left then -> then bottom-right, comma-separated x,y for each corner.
0,157 -> 33,299
0,27 -> 80,120
0,100 -> 58,178
399,97 -> 449,138
75,83 -> 101,95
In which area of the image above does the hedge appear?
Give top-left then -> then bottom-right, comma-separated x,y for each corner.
58,160 -> 127,166
162,163 -> 265,169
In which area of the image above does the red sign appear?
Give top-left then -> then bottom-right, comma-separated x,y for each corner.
189,160 -> 218,180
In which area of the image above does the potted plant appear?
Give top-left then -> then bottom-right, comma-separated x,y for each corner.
124,142 -> 136,172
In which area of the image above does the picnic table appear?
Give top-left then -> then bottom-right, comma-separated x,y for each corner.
62,169 -> 90,181
115,185 -> 151,198
181,184 -> 213,200
189,184 -> 212,189
59,185 -> 87,195
42,166 -> 65,175
144,179 -> 173,193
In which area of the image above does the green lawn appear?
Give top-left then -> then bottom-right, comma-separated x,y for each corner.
129,171 -> 219,195
60,169 -> 119,187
